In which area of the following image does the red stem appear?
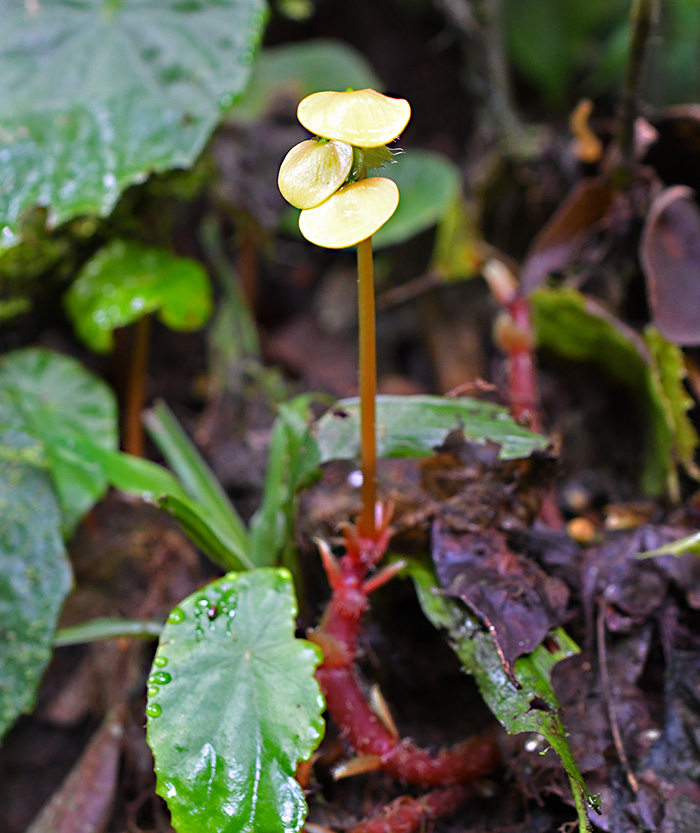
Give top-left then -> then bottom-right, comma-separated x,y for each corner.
350,784 -> 474,833
310,515 -> 500,789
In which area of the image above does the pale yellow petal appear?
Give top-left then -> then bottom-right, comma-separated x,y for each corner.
278,139 -> 354,209
298,177 -> 399,249
297,89 -> 411,148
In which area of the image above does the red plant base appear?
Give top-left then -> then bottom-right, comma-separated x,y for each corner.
307,505 -> 500,833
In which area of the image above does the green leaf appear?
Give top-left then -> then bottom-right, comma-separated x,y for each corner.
637,530 -> 700,559
373,150 -> 462,249
644,327 -> 699,491
530,287 -> 696,496
55,617 -> 163,646
0,429 -> 72,739
230,39 -> 381,123
315,395 -> 548,464
249,397 -> 322,568
0,0 -> 268,246
147,569 -> 324,833
0,347 -> 118,534
49,434 -> 255,572
406,559 -> 599,825
145,399 -> 249,555
64,240 -> 212,353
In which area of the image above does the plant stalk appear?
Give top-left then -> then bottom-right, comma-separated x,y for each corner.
356,235 -> 377,538
123,315 -> 151,458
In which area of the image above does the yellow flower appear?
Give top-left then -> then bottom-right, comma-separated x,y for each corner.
278,138 -> 354,209
297,89 -> 411,148
278,88 -> 411,248
298,178 -> 399,249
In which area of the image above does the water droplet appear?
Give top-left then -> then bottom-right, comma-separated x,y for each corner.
347,469 -> 363,487
152,671 -> 172,685
147,685 -> 160,697
219,92 -> 235,110
146,703 -> 162,718
154,656 -> 168,668
167,607 -> 185,624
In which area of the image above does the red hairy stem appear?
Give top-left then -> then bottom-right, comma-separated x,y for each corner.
494,295 -> 540,433
317,664 -> 499,785
350,784 -> 474,833
310,510 -> 500,788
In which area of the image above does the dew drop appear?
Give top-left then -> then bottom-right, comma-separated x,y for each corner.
146,703 -> 162,718
147,685 -> 159,697
153,672 -> 172,685
154,656 -> 168,668
167,607 -> 185,624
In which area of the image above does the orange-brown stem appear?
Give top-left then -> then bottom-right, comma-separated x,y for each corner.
123,315 -> 151,458
356,235 -> 378,538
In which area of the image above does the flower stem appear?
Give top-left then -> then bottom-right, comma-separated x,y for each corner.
356,235 -> 378,538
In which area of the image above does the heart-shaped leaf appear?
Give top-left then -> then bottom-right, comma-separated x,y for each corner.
0,429 -> 72,739
314,395 -> 548,463
0,348 -> 118,533
64,240 -> 212,353
0,0 -> 267,246
147,569 -> 324,833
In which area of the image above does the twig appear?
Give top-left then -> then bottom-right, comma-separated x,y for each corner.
596,599 -> 639,794
437,0 -> 527,151
617,0 -> 660,174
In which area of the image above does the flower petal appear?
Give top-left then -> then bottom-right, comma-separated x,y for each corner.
278,138 -> 354,209
297,89 -> 411,148
299,177 -> 399,248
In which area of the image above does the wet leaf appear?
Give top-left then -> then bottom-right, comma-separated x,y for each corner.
230,39 -> 381,124
640,185 -> 700,345
373,150 -> 462,249
432,523 -> 569,674
26,708 -> 124,833
0,0 -> 267,246
0,429 -> 72,739
314,395 -> 548,464
406,559 -> 599,823
64,240 -> 212,353
530,287 -> 696,495
0,347 -> 118,533
147,569 -> 325,833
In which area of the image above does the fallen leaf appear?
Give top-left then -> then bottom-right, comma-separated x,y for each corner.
640,185 -> 700,345
432,522 -> 569,675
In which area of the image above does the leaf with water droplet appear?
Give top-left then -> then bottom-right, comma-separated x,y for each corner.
147,569 -> 325,833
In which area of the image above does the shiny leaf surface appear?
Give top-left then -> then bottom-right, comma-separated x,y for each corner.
0,0 -> 267,245
147,569 -> 324,833
64,240 -> 212,353
315,395 -> 548,463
